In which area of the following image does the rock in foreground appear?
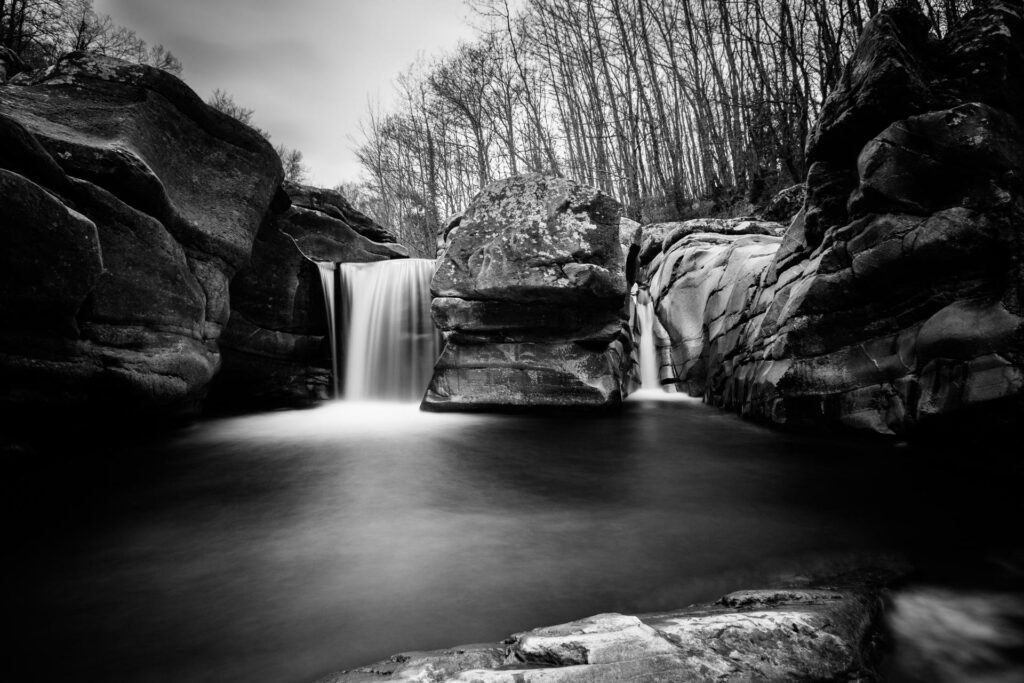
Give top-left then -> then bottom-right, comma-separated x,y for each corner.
319,588 -> 881,682
423,174 -> 630,411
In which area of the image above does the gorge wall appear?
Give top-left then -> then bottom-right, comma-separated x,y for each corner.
209,183 -> 406,409
635,1 -> 1024,437
0,52 -> 405,425
0,53 -> 281,420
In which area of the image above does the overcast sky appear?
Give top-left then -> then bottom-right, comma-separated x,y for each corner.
94,0 -> 476,187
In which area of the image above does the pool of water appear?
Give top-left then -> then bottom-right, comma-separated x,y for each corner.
5,395 -> 1020,682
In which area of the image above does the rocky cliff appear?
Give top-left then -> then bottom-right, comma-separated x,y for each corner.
635,1 -> 1024,437
423,174 -> 630,411
209,183 -> 406,408
0,53 -> 281,420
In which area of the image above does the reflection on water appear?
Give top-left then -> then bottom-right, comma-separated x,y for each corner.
4,399 -> 1021,683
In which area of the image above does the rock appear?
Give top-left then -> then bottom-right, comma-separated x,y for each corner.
805,7 -> 936,168
283,182 -> 399,245
639,1 -> 1024,438
0,46 -> 24,83
849,102 -> 1024,218
759,182 -> 806,223
321,587 -> 882,682
423,174 -> 630,411
437,212 -> 464,257
636,218 -> 783,268
0,53 -> 281,419
317,644 -> 505,683
210,183 -> 405,408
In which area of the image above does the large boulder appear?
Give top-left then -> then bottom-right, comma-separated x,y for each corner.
209,184 -> 407,408
319,587 -> 883,682
0,53 -> 281,420
423,174 -> 630,411
639,1 -> 1024,438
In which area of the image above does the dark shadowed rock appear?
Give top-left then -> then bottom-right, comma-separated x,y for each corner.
210,183 -> 406,408
759,182 -> 807,223
283,182 -> 399,245
806,7 -> 937,167
0,53 -> 281,418
423,174 -> 630,411
0,46 -> 24,83
639,0 -> 1024,437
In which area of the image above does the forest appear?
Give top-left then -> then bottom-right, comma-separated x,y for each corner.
0,0 -> 309,181
3,0 -> 978,258
350,0 -> 975,256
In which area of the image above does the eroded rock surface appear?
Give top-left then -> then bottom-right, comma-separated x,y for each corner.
637,1 -> 1024,437
423,174 -> 630,411
319,588 -> 882,683
210,183 -> 406,408
0,53 -> 281,417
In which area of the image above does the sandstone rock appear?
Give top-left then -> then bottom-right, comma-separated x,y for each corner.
636,218 -> 783,268
210,183 -> 405,408
0,53 -> 281,418
283,182 -> 399,245
322,587 -> 882,682
423,174 -> 630,411
639,1 -> 1024,437
759,182 -> 806,224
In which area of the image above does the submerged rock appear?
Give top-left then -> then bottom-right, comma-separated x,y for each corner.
0,53 -> 280,418
319,587 -> 882,682
638,1 -> 1024,437
423,174 -> 630,411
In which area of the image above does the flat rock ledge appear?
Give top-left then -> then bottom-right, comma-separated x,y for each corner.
318,588 -> 881,683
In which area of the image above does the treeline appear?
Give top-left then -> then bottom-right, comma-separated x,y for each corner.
354,0 -> 975,257
1,0 -> 180,72
1,1 -> 307,182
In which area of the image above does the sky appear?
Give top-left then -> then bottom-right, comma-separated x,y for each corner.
94,0 -> 477,187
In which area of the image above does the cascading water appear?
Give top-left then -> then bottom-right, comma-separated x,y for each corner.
338,259 -> 440,401
317,262 -> 340,398
633,287 -> 661,390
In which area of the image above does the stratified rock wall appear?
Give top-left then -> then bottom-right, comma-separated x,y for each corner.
210,184 -> 407,408
638,1 -> 1024,437
0,53 -> 281,416
423,174 -> 630,411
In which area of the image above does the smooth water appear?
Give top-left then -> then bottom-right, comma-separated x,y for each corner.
6,397 -> 1020,683
635,299 -> 661,390
316,262 -> 340,398
338,259 -> 439,401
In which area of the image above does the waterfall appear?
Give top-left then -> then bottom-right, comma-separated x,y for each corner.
317,262 -> 340,398
635,290 -> 661,390
339,259 -> 440,401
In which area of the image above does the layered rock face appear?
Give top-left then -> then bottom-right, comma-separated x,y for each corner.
0,53 -> 281,418
638,1 -> 1024,436
321,587 -> 882,682
210,183 -> 407,408
423,174 -> 630,411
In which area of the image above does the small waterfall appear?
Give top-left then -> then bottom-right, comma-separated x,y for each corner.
339,259 -> 440,401
634,289 -> 661,390
317,262 -> 340,398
